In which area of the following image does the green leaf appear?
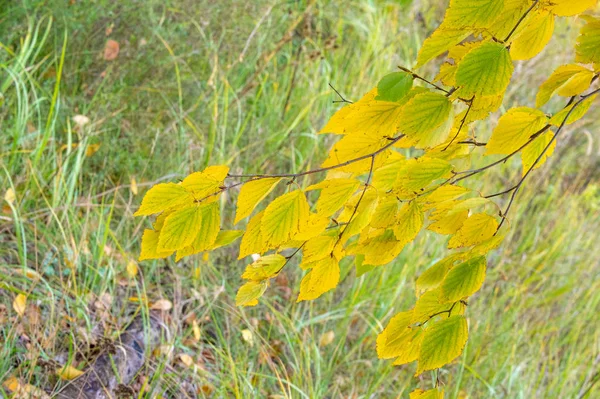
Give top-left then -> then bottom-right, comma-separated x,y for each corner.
158,205 -> 204,251
439,256 -> 486,303
576,15 -> 600,64
235,177 -> 281,224
376,72 -> 413,102
396,157 -> 452,192
134,183 -> 192,216
412,289 -> 453,324
416,254 -> 463,294
261,190 -> 310,249
417,315 -> 468,374
455,42 -> 513,96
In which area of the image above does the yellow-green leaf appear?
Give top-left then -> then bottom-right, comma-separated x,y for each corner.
427,209 -> 468,235
576,15 -> 600,65
301,234 -> 337,266
308,178 -> 360,217
416,254 -> 464,294
536,64 -> 595,107
176,202 -> 220,259
485,107 -> 549,155
510,10 -> 554,61
376,310 -> 414,359
321,132 -> 391,174
234,178 -> 281,224
393,201 -> 424,245
417,315 -> 468,374
261,190 -> 310,249
236,280 -> 268,307
448,213 -> 498,249
139,229 -> 174,261
521,130 -> 556,176
398,92 -> 454,148
370,196 -> 401,229
210,230 -> 244,250
241,254 -> 286,281
13,293 -> 27,316
455,42 -> 513,96
181,165 -> 229,200
396,157 -> 452,192
134,183 -> 192,216
392,329 -> 424,366
297,256 -> 340,302
416,28 -> 470,68
549,95 -> 597,126
158,205 -> 204,252
412,289 -> 453,324
439,256 -> 486,303
56,365 -> 84,380
442,0 -> 504,30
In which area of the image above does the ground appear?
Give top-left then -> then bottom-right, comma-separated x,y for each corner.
1,0 -> 599,398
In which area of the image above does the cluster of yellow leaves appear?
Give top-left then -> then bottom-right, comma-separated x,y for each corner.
133,0 -> 600,393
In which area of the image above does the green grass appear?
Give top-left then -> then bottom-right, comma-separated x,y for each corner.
1,0 -> 599,397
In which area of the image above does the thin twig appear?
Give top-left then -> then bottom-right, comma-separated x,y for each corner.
328,83 -> 353,104
443,96 -> 474,151
503,0 -> 540,43
398,65 -> 450,94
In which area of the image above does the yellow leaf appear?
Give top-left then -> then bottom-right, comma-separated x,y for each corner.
134,183 -> 193,216
409,388 -> 444,399
487,0 -> 530,39
130,176 -> 138,195
427,209 -> 468,235
521,130 -> 556,176
308,178 -> 361,217
292,213 -> 330,241
301,234 -> 337,266
417,315 -> 468,374
321,131 -> 392,174
576,15 -> 600,65
376,310 -> 414,359
339,191 -> 379,238
4,188 -> 15,205
393,201 -> 424,246
420,185 -> 470,211
392,329 -> 424,366
241,254 -> 286,281
448,213 -> 498,249
239,211 -> 265,259
236,280 -> 268,306
261,190 -> 310,249
545,0 -> 597,16
2,376 -> 20,392
56,365 -> 84,380
139,229 -> 174,261
235,178 -> 281,224
13,294 -> 26,316
510,10 -> 554,61
126,260 -> 138,278
158,205 -> 204,252
181,165 -> 229,200
370,195 -> 401,229
192,320 -> 201,341
356,230 -> 405,266
297,256 -> 340,302
536,64 -> 595,107
416,28 -> 470,68
319,88 -> 405,138
176,202 -> 220,259
485,107 -> 549,155
455,42 -> 513,96
179,353 -> 194,367
85,143 -> 101,157
209,230 -> 244,250
439,256 -> 487,303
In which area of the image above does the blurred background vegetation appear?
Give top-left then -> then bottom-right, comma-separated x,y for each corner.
1,0 -> 599,397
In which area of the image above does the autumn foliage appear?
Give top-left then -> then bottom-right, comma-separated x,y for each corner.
135,0 -> 600,395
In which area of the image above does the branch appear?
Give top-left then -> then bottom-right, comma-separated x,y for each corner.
503,0 -> 540,43
328,83 -> 353,104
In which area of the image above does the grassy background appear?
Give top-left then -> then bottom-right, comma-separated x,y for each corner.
1,0 -> 599,397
